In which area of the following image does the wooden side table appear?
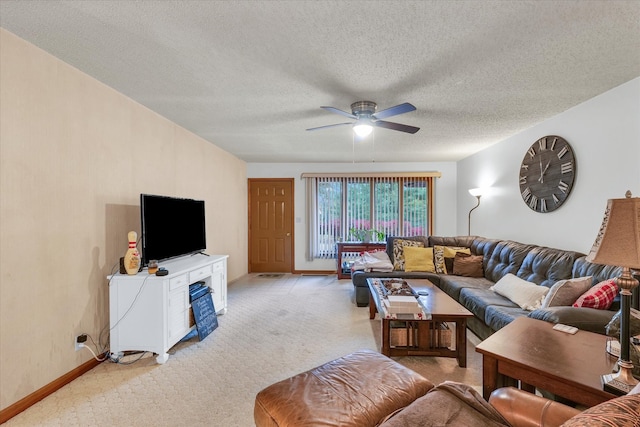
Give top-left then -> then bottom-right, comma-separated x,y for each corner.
475,317 -> 617,407
336,242 -> 386,279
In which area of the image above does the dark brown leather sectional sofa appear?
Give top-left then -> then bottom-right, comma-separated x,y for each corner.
351,235 -> 627,340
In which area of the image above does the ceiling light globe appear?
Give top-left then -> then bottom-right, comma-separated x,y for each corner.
353,124 -> 373,138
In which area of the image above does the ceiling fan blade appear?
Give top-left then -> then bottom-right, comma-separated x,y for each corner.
373,120 -> 420,134
372,102 -> 416,120
306,122 -> 353,131
320,106 -> 357,119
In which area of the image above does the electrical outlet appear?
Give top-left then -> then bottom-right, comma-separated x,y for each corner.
75,334 -> 87,351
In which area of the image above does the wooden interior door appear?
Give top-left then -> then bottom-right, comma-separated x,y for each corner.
248,179 -> 294,273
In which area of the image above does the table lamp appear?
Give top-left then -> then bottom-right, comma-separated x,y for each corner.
586,191 -> 640,395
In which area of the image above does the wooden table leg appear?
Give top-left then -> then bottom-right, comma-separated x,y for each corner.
482,354 -> 499,400
456,319 -> 467,367
369,291 -> 376,320
381,318 -> 390,356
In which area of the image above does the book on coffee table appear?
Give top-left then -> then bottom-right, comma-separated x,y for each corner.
385,295 -> 422,314
387,295 -> 419,305
383,299 -> 423,314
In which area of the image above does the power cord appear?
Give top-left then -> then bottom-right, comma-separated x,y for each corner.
96,261 -> 121,355
77,332 -> 150,365
76,333 -> 109,362
111,351 -> 151,365
77,342 -> 109,362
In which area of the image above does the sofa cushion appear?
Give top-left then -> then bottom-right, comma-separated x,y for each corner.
379,382 -> 508,427
572,256 -> 622,285
391,238 -> 426,271
485,305 -> 532,332
470,237 -> 500,258
541,276 -> 593,308
403,246 -> 436,272
573,279 -> 618,310
491,273 -> 549,310
528,306 -> 617,335
428,235 -> 477,249
453,253 -> 484,277
516,246 -> 583,288
438,275 -> 493,301
560,394 -> 640,427
459,288 -> 519,322
484,241 -> 534,283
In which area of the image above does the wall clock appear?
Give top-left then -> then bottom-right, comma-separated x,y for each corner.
519,135 -> 576,213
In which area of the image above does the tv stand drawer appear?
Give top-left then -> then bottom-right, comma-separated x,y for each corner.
169,274 -> 189,291
189,265 -> 212,283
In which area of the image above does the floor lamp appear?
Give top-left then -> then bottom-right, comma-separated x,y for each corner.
586,191 -> 640,395
468,188 -> 482,236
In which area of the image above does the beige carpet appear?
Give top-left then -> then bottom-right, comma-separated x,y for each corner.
5,274 -> 482,426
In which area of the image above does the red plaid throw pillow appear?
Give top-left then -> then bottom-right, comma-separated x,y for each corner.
572,279 -> 618,309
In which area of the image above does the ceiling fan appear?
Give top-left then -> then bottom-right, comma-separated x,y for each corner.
306,101 -> 420,137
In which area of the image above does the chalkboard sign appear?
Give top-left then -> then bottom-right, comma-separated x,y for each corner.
191,293 -> 218,341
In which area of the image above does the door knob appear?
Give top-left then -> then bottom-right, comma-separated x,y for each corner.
286,233 -> 291,236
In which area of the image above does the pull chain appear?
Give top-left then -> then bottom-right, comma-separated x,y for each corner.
371,129 -> 375,163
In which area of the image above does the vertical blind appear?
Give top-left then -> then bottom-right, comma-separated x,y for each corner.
303,172 -> 439,260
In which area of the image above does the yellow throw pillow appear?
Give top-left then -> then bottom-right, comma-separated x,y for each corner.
403,247 -> 436,272
392,239 -> 425,270
433,246 -> 471,274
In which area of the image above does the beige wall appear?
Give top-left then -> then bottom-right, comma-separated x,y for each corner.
0,29 -> 248,410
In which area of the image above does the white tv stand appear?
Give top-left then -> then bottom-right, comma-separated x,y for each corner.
108,253 -> 228,364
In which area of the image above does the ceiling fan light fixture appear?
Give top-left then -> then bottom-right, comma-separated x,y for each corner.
307,101 -> 419,135
353,121 -> 373,138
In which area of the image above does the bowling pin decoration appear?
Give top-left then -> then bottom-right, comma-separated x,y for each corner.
124,231 -> 141,275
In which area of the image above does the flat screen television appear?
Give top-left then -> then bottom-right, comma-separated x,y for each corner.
140,194 -> 206,266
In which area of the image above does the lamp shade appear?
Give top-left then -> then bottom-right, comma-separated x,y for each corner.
586,193 -> 640,269
468,188 -> 483,197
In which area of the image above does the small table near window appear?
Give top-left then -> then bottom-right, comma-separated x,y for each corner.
336,242 -> 386,279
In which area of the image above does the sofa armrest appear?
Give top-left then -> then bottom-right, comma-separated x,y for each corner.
489,387 -> 581,427
528,306 -> 616,335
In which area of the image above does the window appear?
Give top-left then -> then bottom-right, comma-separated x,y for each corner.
304,173 -> 438,259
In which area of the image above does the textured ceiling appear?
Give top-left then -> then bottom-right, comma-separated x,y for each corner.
1,1 -> 639,163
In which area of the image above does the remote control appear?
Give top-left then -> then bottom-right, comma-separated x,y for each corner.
552,323 -> 578,334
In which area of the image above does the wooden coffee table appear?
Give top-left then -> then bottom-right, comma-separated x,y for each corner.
367,278 -> 473,367
475,316 -> 618,407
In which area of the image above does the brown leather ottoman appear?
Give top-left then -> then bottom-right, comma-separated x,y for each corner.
254,349 -> 434,427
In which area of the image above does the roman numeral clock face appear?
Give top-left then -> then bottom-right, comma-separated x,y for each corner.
519,136 -> 576,213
